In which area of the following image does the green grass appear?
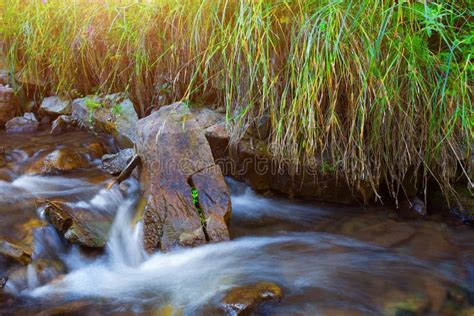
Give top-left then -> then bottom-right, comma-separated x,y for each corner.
1,0 -> 472,202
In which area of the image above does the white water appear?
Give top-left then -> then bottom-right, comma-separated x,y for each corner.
1,175 -> 471,314
8,179 -> 459,315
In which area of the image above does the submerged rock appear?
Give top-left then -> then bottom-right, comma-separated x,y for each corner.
0,240 -> 32,265
0,84 -> 16,126
44,202 -> 109,248
398,196 -> 427,219
222,282 -> 283,315
50,115 -> 80,135
136,102 -> 231,252
27,148 -> 89,174
72,93 -> 138,148
5,112 -> 39,134
102,148 -> 135,176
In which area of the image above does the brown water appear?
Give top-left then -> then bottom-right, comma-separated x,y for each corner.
0,130 -> 473,315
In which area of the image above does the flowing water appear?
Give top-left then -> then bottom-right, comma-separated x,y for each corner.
0,130 -> 473,315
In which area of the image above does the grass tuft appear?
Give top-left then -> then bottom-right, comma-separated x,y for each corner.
1,0 -> 472,202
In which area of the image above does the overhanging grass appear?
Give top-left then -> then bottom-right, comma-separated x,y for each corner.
1,0 -> 472,203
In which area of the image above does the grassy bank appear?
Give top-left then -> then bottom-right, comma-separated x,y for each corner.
1,0 -> 472,202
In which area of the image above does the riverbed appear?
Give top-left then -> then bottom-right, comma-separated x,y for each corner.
0,130 -> 473,315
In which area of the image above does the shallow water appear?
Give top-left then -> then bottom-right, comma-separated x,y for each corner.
0,130 -> 473,315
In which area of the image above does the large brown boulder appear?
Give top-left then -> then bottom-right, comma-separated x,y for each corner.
0,85 -> 16,126
136,102 -> 231,252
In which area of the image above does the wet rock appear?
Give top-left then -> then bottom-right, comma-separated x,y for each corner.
222,282 -> 283,315
0,240 -> 32,265
190,165 -> 231,242
0,84 -> 16,126
102,148 -> 135,176
86,143 -> 105,160
27,148 -> 89,174
44,202 -> 108,248
50,115 -> 78,135
72,93 -> 138,148
398,196 -> 427,219
5,112 -> 39,134
136,102 -> 230,252
39,96 -> 72,116
0,276 -> 7,289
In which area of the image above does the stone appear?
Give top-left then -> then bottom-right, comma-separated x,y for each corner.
50,115 -> 78,135
222,282 -> 283,315
44,202 -> 109,248
0,240 -> 32,265
0,70 -> 12,86
190,165 -> 231,242
26,148 -> 89,174
39,96 -> 72,116
101,148 -> 135,176
0,84 -> 16,126
136,102 -> 230,252
72,93 -> 138,148
398,196 -> 427,219
5,112 -> 39,134
86,143 -> 105,160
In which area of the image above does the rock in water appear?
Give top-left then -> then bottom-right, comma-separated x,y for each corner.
40,96 -> 72,116
222,282 -> 283,315
26,148 -> 89,174
44,202 -> 109,248
101,148 -> 135,176
5,112 -> 39,134
0,84 -> 16,126
0,240 -> 32,265
136,102 -> 231,252
398,196 -> 427,219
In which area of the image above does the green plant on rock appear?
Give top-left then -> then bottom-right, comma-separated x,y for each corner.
84,97 -> 101,126
191,187 -> 206,227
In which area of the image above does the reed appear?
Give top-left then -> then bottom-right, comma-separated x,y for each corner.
1,0 -> 472,202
